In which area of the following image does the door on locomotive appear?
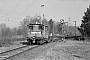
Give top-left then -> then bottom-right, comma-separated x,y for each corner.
27,23 -> 48,45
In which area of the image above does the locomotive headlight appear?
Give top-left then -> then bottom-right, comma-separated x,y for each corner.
32,37 -> 35,38
32,36 -> 35,39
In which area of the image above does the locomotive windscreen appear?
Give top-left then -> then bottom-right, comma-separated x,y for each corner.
29,25 -> 33,30
38,25 -> 44,30
28,24 -> 44,31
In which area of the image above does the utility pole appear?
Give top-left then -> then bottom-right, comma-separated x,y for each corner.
73,21 -> 76,39
62,23 -> 64,40
43,14 -> 44,24
41,4 -> 44,24
53,21 -> 54,36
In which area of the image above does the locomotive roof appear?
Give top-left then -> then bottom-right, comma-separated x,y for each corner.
27,24 -> 44,26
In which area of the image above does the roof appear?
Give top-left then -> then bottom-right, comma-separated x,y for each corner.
27,24 -> 44,26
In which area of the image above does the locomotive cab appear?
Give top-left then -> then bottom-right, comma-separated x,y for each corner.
27,23 -> 49,45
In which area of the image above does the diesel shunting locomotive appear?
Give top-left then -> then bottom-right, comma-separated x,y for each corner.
27,22 -> 52,45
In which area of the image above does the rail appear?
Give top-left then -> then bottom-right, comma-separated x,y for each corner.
0,45 -> 38,60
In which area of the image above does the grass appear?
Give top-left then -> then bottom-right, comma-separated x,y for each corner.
0,36 -> 24,47
0,38 -> 13,47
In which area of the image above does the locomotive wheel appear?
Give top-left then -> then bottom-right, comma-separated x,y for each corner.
36,39 -> 41,45
27,39 -> 30,45
44,38 -> 48,43
27,39 -> 32,45
35,39 -> 38,45
29,41 -> 32,45
37,40 -> 40,45
42,38 -> 45,44
41,38 -> 44,44
27,41 -> 32,45
38,39 -> 43,45
36,39 -> 44,45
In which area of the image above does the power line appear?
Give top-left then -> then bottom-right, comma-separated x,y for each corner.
9,0 -> 21,17
8,0 -> 21,21
18,0 -> 37,17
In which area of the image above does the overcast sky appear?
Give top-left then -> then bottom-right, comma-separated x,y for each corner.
0,0 -> 90,28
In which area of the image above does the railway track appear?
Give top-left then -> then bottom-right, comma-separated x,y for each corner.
0,37 -> 60,60
0,45 -> 38,60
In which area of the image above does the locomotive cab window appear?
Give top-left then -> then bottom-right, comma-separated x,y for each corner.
29,25 -> 33,30
45,26 -> 48,32
38,25 -> 44,30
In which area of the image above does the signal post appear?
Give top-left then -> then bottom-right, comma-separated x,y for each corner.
60,19 -> 64,41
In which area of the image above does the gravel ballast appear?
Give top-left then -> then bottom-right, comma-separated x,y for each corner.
6,40 -> 90,60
